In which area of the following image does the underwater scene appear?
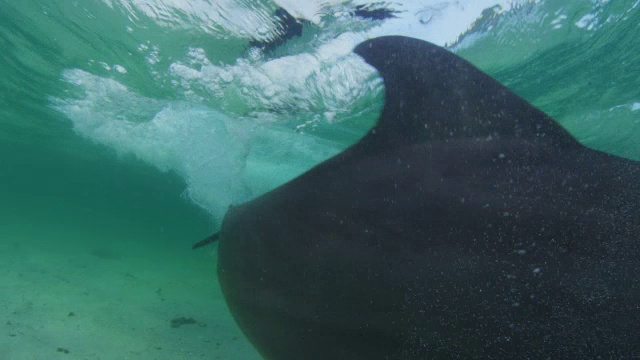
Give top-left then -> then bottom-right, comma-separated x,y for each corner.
1,0 -> 640,359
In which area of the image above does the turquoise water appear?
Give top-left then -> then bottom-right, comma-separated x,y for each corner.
1,0 -> 639,358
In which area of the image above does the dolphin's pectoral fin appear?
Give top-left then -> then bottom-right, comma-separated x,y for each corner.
192,232 -> 220,250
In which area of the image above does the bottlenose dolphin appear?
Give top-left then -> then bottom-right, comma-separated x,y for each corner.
199,36 -> 640,359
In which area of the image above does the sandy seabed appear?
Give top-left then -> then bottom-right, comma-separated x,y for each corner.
1,227 -> 261,360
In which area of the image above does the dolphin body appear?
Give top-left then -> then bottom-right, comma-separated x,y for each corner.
208,36 -> 640,359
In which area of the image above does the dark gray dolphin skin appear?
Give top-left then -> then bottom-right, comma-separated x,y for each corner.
207,36 -> 640,358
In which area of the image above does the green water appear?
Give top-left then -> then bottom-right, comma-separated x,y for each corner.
0,139 -> 210,247
1,0 -> 639,358
1,0 -> 217,238
457,0 -> 640,159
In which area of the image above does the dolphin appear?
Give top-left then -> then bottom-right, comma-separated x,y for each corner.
197,36 -> 640,359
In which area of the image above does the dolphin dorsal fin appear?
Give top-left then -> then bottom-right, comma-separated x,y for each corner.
353,36 -> 581,149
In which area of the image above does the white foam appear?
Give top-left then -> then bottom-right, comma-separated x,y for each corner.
365,0 -> 535,46
53,69 -> 349,221
63,0 -> 547,219
168,38 -> 378,119
551,14 -> 568,29
52,69 -> 254,220
113,64 -> 128,74
158,0 -> 542,118
104,0 -> 538,45
575,13 -> 597,30
97,0 -> 544,122
103,0 -> 284,41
